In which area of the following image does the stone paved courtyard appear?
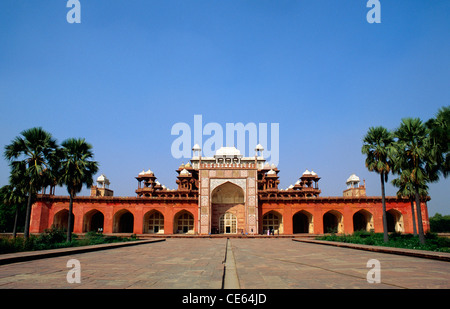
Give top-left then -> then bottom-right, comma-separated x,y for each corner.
0,238 -> 449,289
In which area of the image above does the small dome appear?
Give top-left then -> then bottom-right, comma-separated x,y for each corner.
267,169 -> 276,175
346,174 -> 360,183
295,180 -> 300,185
255,144 -> 264,151
139,170 -> 145,176
311,170 -> 317,176
192,144 -> 201,151
184,162 -> 192,168
215,146 -> 241,156
180,168 -> 190,175
264,162 -> 270,168
271,163 -> 277,169
97,174 -> 108,182
179,163 -> 185,169
303,169 -> 311,175
288,184 -> 294,189
145,169 -> 153,175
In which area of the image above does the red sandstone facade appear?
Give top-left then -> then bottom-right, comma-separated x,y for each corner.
30,146 -> 430,236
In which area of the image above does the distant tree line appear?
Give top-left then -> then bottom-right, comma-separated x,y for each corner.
430,213 -> 450,233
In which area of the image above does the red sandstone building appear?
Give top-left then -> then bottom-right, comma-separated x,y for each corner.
30,145 -> 430,236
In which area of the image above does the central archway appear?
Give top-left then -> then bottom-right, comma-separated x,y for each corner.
211,182 -> 245,234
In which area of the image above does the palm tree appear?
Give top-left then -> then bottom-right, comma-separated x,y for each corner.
391,169 -> 428,236
1,184 -> 27,238
426,106 -> 449,178
362,126 -> 395,242
394,118 -> 437,245
59,138 -> 98,242
3,127 -> 58,239
3,161 -> 30,237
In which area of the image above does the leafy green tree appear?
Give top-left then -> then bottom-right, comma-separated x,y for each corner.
3,127 -> 58,239
59,138 -> 98,242
362,126 -> 396,242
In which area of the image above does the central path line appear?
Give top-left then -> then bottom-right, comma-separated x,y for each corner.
222,238 -> 240,289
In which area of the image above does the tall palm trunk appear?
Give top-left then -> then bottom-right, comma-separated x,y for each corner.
13,206 -> 19,238
23,184 -> 33,239
410,197 -> 417,235
414,185 -> 425,245
67,191 -> 74,242
380,172 -> 389,242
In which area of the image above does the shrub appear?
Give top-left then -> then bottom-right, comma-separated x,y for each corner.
316,231 -> 450,252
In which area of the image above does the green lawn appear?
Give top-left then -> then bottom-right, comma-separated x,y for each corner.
316,231 -> 450,253
0,227 -> 138,254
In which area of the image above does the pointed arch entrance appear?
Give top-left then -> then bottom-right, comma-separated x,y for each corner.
83,209 -> 104,232
262,211 -> 283,234
323,210 -> 343,233
113,209 -> 134,233
174,210 -> 194,234
293,210 -> 313,234
352,209 -> 373,232
211,182 -> 245,234
387,209 -> 404,233
144,210 -> 165,234
53,209 -> 73,232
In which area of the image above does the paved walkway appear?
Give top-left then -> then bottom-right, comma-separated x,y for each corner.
0,238 -> 449,289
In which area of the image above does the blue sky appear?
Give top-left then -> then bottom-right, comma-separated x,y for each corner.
0,0 -> 448,215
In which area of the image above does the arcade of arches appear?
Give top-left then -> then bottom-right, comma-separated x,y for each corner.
30,146 -> 429,235
48,205 -> 411,235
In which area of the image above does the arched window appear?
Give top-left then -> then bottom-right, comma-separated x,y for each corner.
174,211 -> 194,234
262,212 -> 282,234
220,212 -> 237,234
144,211 -> 164,234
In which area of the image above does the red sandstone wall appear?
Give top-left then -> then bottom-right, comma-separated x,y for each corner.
30,196 -> 429,235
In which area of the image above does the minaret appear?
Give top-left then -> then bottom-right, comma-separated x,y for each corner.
343,174 -> 366,197
90,174 -> 114,197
